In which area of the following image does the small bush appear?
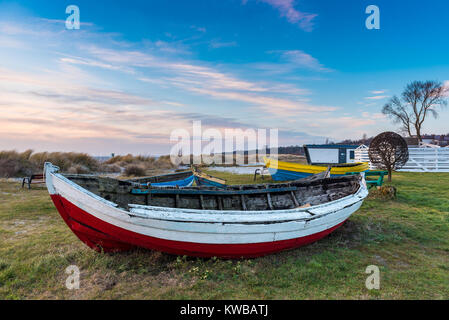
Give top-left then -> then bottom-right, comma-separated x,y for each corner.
67,165 -> 90,174
368,186 -> 397,200
105,154 -> 174,172
155,155 -> 175,169
0,159 -> 21,177
99,164 -> 122,173
124,165 -> 146,177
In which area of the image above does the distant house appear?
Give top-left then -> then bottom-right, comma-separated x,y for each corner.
303,144 -> 358,165
404,137 -> 420,147
415,134 -> 449,147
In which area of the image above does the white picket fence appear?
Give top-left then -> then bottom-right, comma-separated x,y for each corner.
355,145 -> 449,172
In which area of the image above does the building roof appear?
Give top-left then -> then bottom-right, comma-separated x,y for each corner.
304,144 -> 358,149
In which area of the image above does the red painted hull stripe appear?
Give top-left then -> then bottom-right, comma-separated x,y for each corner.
50,194 -> 345,258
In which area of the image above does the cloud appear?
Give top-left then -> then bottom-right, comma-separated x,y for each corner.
1,18 -> 351,154
274,50 -> 331,72
299,112 -> 389,140
209,40 -> 238,49
184,87 -> 336,116
39,18 -> 94,27
443,81 -> 449,96
364,95 -> 389,100
257,0 -> 318,31
29,87 -> 156,106
190,25 -> 207,33
59,57 -> 134,73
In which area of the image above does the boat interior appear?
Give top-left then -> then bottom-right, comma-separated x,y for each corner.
125,170 -> 193,184
61,173 -> 362,211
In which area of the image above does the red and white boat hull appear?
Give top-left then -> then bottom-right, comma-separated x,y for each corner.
45,163 -> 368,258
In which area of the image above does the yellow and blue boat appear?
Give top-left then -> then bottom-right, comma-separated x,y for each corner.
264,157 -> 369,181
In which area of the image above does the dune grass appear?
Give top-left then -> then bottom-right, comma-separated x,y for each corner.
0,150 -> 178,178
0,150 -> 103,177
0,172 -> 448,299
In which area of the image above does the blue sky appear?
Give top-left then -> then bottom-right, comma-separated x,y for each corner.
1,0 -> 448,155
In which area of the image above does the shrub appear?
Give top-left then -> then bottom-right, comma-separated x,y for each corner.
124,165 -> 146,177
105,154 -> 174,171
67,165 -> 90,174
30,152 -> 100,172
99,164 -> 122,173
155,155 -> 175,169
0,159 -> 22,177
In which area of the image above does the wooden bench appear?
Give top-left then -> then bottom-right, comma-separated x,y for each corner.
345,171 -> 388,188
22,174 -> 45,189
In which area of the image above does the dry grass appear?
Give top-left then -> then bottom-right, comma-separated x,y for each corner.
0,172 -> 448,299
0,150 -> 102,177
106,154 -> 175,177
0,151 -> 181,178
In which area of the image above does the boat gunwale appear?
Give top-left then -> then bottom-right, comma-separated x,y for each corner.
264,157 -> 369,174
125,170 -> 193,183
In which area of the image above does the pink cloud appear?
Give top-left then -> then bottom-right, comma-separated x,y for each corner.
259,0 -> 317,31
364,95 -> 389,100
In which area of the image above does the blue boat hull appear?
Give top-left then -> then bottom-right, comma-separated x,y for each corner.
194,176 -> 226,188
268,168 -> 346,182
151,174 -> 195,187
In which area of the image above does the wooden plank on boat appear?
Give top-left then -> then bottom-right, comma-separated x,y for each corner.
131,186 -> 298,196
199,194 -> 205,209
266,185 -> 274,210
240,186 -> 247,211
290,191 -> 299,207
175,194 -> 180,208
217,196 -> 223,210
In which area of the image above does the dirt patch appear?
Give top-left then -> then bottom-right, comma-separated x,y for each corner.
327,220 -> 364,247
91,272 -> 118,291
1,217 -> 52,240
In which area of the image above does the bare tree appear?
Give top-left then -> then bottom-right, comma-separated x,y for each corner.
369,132 -> 409,182
382,81 -> 448,142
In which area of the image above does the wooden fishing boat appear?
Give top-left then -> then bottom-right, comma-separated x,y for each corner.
264,157 -> 369,181
44,162 -> 368,258
126,170 -> 194,187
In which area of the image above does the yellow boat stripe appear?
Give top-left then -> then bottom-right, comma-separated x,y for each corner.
263,157 -> 369,174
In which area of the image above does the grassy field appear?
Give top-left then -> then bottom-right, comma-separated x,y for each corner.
0,171 -> 448,299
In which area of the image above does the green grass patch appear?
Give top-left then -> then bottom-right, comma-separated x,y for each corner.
0,172 -> 448,299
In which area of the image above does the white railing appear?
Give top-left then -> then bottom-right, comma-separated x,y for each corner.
399,148 -> 449,172
354,145 -> 376,170
355,146 -> 449,172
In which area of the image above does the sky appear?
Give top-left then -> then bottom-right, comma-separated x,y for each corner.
1,0 -> 448,155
